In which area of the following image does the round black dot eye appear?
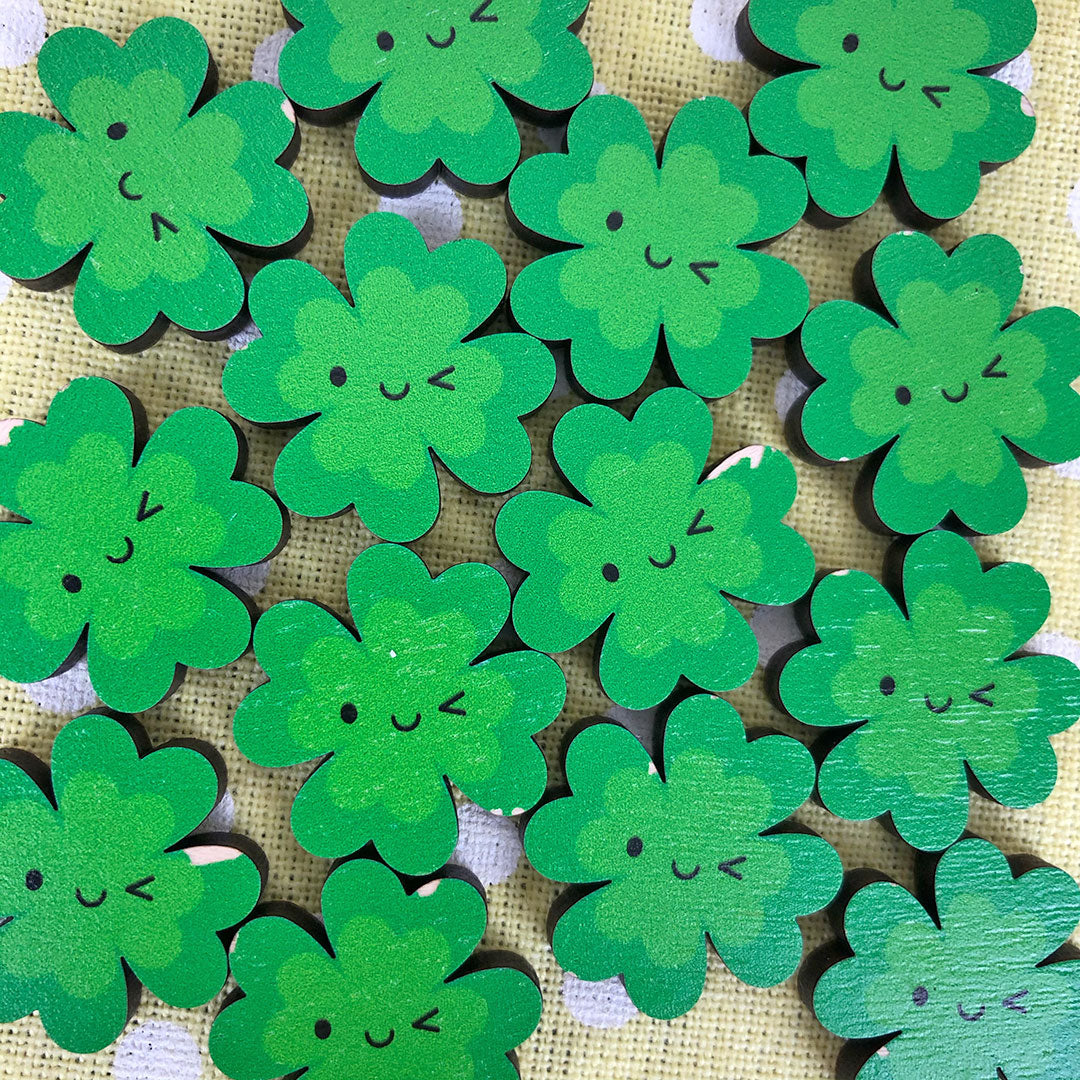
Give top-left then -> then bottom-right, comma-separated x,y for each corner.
880,675 -> 896,696
895,386 -> 912,406
62,574 -> 82,594
25,869 -> 42,891
329,366 -> 347,387
912,986 -> 929,1007
340,703 -> 358,724
842,33 -> 859,52
377,30 -> 394,51
314,1018 -> 332,1039
602,563 -> 620,583
107,122 -> 128,140
606,211 -> 623,231
626,836 -> 643,857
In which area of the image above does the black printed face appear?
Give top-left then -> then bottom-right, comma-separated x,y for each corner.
372,0 -> 500,58
622,830 -> 749,887
907,978 -> 1032,1030
876,672 -> 996,717
324,361 -> 458,405
303,1001 -> 443,1070
597,505 -> 715,588
334,690 -> 467,737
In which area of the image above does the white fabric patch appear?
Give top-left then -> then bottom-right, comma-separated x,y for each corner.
217,560 -> 272,597
0,272 -> 11,305
377,181 -> 463,249
991,51 -> 1033,94
0,0 -> 46,69
451,800 -> 523,886
225,321 -> 262,357
1054,457 -> 1080,481
561,973 -> 639,1028
22,658 -> 98,715
113,1021 -> 202,1080
774,368 -> 810,423
1067,179 -> 1080,241
194,789 -> 236,834
689,0 -> 745,63
749,603 -> 803,669
1028,631 -> 1080,668
252,27 -> 295,89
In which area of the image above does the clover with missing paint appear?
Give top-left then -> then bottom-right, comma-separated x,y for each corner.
210,857 -> 542,1080
746,0 -> 1036,220
495,387 -> 815,709
277,0 -> 593,190
780,530 -> 1080,851
224,211 -> 554,542
525,694 -> 842,1019
510,93 -> 809,399
814,838 -> 1080,1080
0,17 -> 309,347
0,377 -> 285,713
0,712 -> 262,1053
233,542 -> 565,875
798,232 -> 1080,535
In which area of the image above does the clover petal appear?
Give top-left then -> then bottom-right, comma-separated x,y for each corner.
0,378 -> 284,713
224,212 -> 553,542
0,713 -> 261,1053
496,387 -> 814,709
0,17 -> 309,347
780,530 -> 1080,851
509,94 -> 808,400
233,542 -> 565,875
813,838 -> 1080,1080
798,232 -> 1080,535
746,0 -> 1036,220
526,695 -> 841,1019
209,858 -> 542,1080
277,0 -> 592,190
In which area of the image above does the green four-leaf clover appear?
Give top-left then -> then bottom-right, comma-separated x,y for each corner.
510,93 -> 809,399
747,0 -> 1036,220
209,857 -> 542,1080
798,232 -> 1080,535
495,388 -> 815,709
0,18 -> 309,346
525,694 -> 842,1019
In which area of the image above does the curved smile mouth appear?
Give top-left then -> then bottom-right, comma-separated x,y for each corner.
106,536 -> 134,564
925,694 -> 953,714
879,68 -> 907,92
956,1002 -> 986,1022
671,860 -> 701,881
941,382 -> 970,403
427,27 -> 456,47
75,887 -> 107,908
644,244 -> 673,270
648,545 -> 677,569
391,713 -> 422,732
379,382 -> 411,401
118,171 -> 143,201
365,1029 -> 395,1048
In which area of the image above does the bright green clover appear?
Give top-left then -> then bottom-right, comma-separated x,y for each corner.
0,712 -> 262,1054
746,0 -> 1036,220
224,211 -> 554,542
525,694 -> 842,1019
234,542 -> 565,875
0,377 -> 285,713
779,530 -> 1080,852
510,94 -> 809,400
0,18 -> 310,347
799,232 -> 1080,535
495,388 -> 815,710
210,857 -> 542,1080
814,838 -> 1080,1080
277,0 -> 593,190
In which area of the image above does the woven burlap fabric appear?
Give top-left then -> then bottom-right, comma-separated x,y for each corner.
1,1 -> 1079,1076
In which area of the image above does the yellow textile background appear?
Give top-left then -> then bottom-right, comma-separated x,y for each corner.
1,1 -> 1079,1076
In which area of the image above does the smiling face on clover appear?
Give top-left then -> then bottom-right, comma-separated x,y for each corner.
780,530 -> 1080,851
0,17 -> 309,346
224,212 -> 554,543
0,713 -> 261,1053
799,232 -> 1080,535
496,388 -> 815,709
0,377 -> 284,713
814,839 -> 1080,1080
747,0 -> 1036,219
209,858 -> 543,1080
277,0 -> 593,189
525,695 -> 842,1019
510,94 -> 809,399
234,542 -> 565,875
